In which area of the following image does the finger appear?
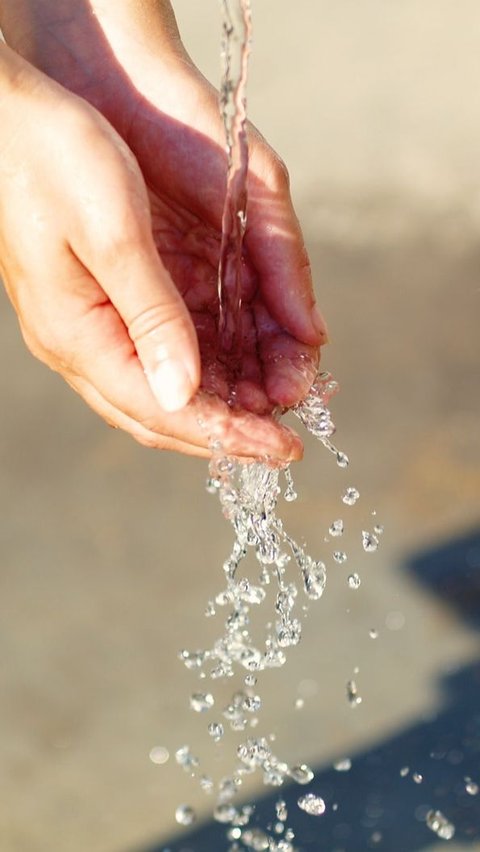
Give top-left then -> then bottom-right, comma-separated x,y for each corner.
246,144 -> 328,347
56,289 -> 303,460
254,301 -> 320,408
66,373 -> 212,458
68,149 -> 201,414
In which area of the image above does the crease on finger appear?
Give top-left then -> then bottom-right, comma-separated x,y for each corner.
65,373 -> 212,458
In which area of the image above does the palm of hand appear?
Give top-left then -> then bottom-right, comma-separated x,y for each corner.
10,9 -> 324,456
110,78 -> 319,415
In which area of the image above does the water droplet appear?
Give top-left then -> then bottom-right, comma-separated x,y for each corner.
302,560 -> 327,599
336,451 -> 349,468
369,628 -> 379,639
175,746 -> 199,773
241,584 -> 266,604
276,617 -> 302,647
342,486 -> 360,506
179,650 -> 206,670
205,600 -> 216,617
283,466 -> 298,502
244,674 -> 257,687
244,695 -> 262,713
333,551 -> 347,564
190,692 -> 214,713
175,804 -> 196,826
425,809 -> 455,840
289,763 -> 314,784
412,772 -> 423,784
149,746 -> 169,765
218,776 -> 240,802
362,530 -> 379,552
373,523 -> 384,535
239,828 -> 270,850
295,697 -> 305,710
297,793 -> 326,816
329,518 -> 344,537
348,573 -> 361,589
214,803 -> 238,823
400,766 -> 410,777
228,826 -> 243,841
276,799 -> 288,821
347,679 -> 362,707
334,758 -> 352,772
198,774 -> 213,794
208,722 -> 224,742
465,777 -> 479,795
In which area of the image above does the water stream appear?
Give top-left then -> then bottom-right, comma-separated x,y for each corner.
172,3 -> 380,849
217,0 -> 252,362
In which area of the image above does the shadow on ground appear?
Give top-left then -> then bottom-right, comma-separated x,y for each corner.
135,529 -> 480,852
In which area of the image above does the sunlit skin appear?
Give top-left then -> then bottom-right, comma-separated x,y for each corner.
0,0 -> 328,459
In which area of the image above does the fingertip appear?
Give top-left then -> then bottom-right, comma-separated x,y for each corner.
146,357 -> 197,412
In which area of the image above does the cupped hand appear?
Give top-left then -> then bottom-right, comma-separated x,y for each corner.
0,3 -> 328,459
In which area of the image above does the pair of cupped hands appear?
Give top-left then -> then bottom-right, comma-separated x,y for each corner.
0,0 -> 328,460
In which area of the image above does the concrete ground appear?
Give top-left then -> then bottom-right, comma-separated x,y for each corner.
1,2 -> 480,851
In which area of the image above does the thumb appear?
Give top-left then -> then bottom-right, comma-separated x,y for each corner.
80,228 -> 201,413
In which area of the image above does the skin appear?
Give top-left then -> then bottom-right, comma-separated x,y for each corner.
0,0 -> 328,460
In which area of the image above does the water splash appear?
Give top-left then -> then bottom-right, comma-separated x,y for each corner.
175,804 -> 196,826
333,757 -> 352,772
342,486 -> 360,506
297,793 -> 326,817
346,678 -> 362,707
425,809 -> 456,840
175,373 -> 348,845
329,519 -> 344,537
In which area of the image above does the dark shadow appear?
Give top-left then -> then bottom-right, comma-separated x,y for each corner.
134,528 -> 480,851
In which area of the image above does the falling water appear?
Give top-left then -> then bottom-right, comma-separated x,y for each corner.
173,370 -> 375,849
170,3 -> 381,849
217,0 -> 252,361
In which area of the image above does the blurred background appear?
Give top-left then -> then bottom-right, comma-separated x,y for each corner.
1,1 -> 480,850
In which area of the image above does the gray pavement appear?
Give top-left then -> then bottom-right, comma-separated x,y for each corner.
1,3 -> 480,851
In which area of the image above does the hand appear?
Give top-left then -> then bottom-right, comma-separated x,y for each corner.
0,2 -> 328,459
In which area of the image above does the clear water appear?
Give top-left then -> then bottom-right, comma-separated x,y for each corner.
425,809 -> 456,840
172,2 -> 380,847
174,372 -> 371,847
297,793 -> 326,817
217,0 -> 251,360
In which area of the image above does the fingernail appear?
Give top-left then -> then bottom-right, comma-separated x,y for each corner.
311,304 -> 329,341
147,358 -> 194,412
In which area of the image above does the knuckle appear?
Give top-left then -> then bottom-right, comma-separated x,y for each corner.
100,212 -> 150,264
133,429 -> 168,451
128,302 -> 185,344
19,319 -> 62,367
269,154 -> 291,192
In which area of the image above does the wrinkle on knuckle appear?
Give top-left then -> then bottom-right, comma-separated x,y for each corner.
128,303 -> 184,345
133,429 -> 168,450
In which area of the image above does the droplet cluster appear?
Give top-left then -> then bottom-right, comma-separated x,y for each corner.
171,373 -> 380,845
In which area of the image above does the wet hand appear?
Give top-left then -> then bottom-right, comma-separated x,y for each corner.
0,2 -> 329,459
0,45 -> 305,459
